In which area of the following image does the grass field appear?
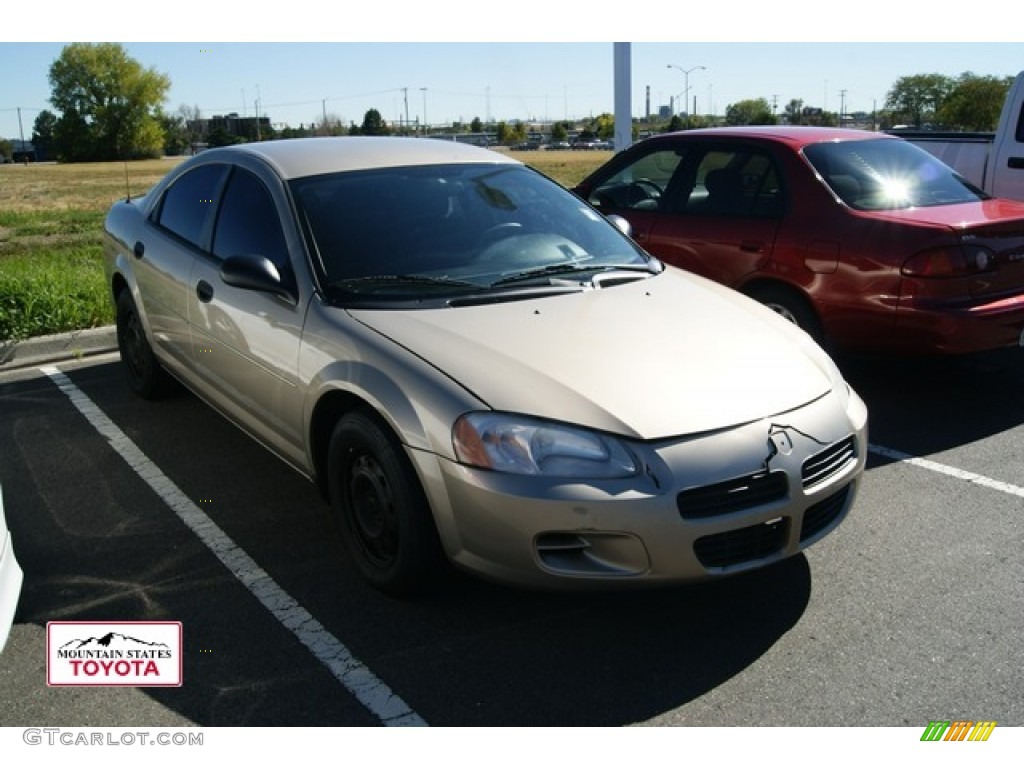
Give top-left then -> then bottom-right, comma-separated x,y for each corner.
0,149 -> 609,341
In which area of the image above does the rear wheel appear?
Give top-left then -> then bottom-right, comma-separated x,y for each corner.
327,410 -> 444,595
115,289 -> 169,399
746,284 -> 824,345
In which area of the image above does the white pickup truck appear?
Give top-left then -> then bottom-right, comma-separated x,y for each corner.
888,70 -> 1024,201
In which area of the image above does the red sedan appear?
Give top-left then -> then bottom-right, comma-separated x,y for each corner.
573,126 -> 1024,355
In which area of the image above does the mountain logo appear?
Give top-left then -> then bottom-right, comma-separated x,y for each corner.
47,621 -> 183,687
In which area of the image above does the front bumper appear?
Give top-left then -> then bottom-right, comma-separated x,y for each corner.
416,387 -> 868,589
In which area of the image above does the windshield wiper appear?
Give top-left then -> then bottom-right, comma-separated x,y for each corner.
328,274 -> 481,292
491,261 -> 660,288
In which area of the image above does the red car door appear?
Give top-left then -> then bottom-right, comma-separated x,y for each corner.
641,147 -> 786,287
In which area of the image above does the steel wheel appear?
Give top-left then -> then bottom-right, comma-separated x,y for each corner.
327,410 -> 444,595
348,451 -> 400,569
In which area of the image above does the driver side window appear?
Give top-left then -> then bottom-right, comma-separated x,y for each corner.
588,149 -> 684,211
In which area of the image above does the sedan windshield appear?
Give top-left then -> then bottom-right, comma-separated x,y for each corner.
803,138 -> 987,211
290,163 -> 652,303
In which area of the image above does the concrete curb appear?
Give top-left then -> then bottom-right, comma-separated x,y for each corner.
0,326 -> 118,371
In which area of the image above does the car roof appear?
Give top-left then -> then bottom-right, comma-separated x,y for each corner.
647,125 -> 896,148
197,136 -> 521,180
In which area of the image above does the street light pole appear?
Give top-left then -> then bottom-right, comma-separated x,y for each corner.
667,64 -> 706,126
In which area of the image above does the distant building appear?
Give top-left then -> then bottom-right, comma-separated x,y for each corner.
187,113 -> 272,142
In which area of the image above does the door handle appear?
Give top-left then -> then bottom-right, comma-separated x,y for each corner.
739,240 -> 765,253
196,280 -> 214,303
133,241 -> 145,259
1007,156 -> 1024,170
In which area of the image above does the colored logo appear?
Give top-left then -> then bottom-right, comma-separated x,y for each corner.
921,720 -> 997,742
47,621 -> 183,687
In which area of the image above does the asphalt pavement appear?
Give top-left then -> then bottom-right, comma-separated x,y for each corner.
1,333 -> 1022,731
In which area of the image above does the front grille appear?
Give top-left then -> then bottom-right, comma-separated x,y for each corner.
694,517 -> 789,568
677,471 -> 788,519
800,484 -> 851,541
802,435 -> 857,488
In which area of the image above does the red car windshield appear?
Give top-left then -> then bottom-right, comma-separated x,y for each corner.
803,138 -> 988,211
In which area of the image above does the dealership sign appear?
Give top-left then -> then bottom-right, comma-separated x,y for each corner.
47,622 -> 183,687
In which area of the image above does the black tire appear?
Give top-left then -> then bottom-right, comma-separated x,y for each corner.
327,410 -> 444,595
746,284 -> 824,346
115,289 -> 168,399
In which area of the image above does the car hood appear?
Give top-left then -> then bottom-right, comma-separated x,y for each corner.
349,270 -> 835,440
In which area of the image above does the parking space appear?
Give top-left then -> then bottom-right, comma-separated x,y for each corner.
0,349 -> 1022,726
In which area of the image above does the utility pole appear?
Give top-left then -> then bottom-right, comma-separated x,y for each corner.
838,89 -> 847,127
255,84 -> 261,141
17,107 -> 26,163
401,87 -> 409,134
420,87 -> 428,136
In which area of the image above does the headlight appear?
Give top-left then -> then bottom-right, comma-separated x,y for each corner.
453,412 -> 637,478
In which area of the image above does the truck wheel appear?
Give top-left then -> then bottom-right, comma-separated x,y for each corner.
327,410 -> 444,596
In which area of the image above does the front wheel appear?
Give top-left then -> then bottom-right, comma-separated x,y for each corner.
327,410 -> 444,595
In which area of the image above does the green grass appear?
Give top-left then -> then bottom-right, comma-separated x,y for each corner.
0,244 -> 111,340
0,151 -> 607,341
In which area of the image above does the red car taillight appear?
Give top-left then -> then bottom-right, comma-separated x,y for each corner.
901,245 -> 997,278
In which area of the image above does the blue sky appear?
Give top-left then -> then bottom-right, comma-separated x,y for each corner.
2,7 -> 1021,141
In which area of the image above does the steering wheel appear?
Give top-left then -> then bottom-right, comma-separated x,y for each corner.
632,178 -> 664,197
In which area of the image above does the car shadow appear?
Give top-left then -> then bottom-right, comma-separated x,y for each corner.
366,556 -> 814,725
833,348 -> 1024,462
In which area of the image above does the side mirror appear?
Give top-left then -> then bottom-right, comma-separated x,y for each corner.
220,254 -> 296,302
606,214 -> 633,238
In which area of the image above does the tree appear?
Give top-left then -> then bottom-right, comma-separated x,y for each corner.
470,117 -> 483,133
177,104 -> 204,153
360,108 -> 389,136
783,99 -> 805,125
156,109 -> 187,156
207,126 -> 241,148
937,73 -> 1013,131
591,113 -> 615,139
885,73 -> 954,128
48,42 -> 170,161
724,98 -> 776,126
31,110 -> 58,160
0,139 -> 12,162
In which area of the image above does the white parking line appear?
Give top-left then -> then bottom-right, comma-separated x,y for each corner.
40,365 -> 427,727
869,442 -> 1024,499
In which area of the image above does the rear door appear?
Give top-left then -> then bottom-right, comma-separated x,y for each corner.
140,163 -> 229,376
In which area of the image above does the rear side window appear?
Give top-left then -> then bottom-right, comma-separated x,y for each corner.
212,168 -> 289,269
155,164 -> 227,248
683,149 -> 784,217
